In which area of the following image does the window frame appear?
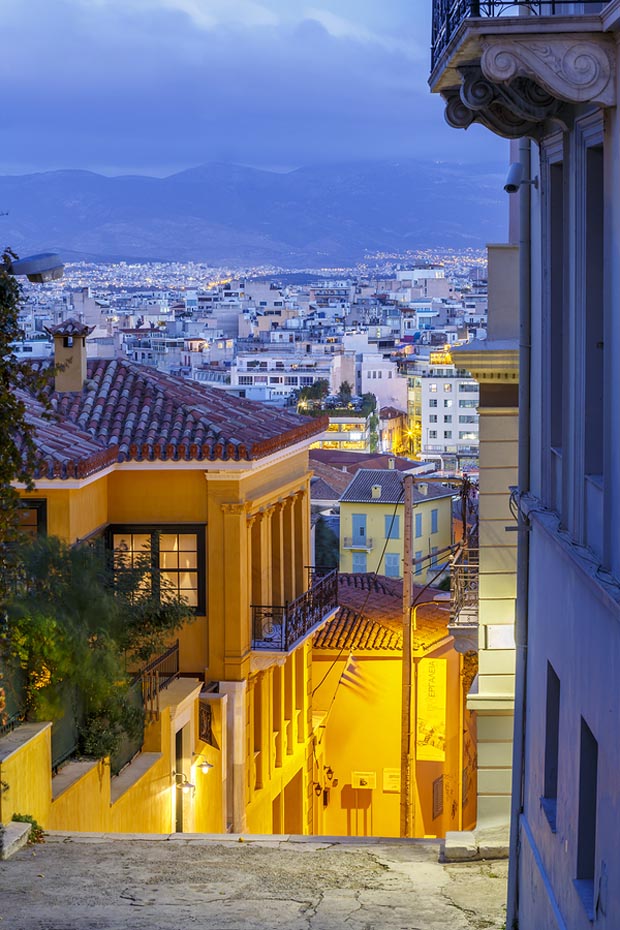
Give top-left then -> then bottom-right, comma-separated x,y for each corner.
107,523 -> 206,615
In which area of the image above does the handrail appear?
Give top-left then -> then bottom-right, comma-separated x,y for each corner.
252,569 -> 339,651
432,1 -> 604,71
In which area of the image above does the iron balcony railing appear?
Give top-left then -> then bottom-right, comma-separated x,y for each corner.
450,547 -> 479,627
342,536 -> 375,551
252,569 -> 339,651
432,1 -> 604,71
131,638 -> 180,720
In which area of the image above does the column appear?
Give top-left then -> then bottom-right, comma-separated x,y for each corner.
282,497 -> 296,603
271,502 -> 285,607
219,680 -> 248,833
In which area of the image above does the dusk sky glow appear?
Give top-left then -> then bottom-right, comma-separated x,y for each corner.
3,0 -> 506,177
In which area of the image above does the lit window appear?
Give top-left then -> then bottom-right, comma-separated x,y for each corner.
444,399 -> 452,408
443,383 -> 452,392
109,525 -> 205,613
429,383 -> 437,393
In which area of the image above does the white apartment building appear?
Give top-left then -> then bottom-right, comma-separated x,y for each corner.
229,345 -> 355,404
419,357 -> 479,470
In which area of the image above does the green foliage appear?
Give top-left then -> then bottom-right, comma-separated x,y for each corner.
0,251 -> 55,565
337,380 -> 353,404
297,378 -> 329,410
314,516 -> 339,570
1,534 -> 193,760
11,813 -> 45,844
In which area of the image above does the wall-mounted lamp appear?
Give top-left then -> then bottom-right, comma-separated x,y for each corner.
175,773 -> 195,794
193,753 -> 214,775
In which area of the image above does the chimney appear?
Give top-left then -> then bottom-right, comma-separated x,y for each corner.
388,457 -> 395,469
371,484 -> 382,499
418,482 -> 428,496
45,319 -> 94,393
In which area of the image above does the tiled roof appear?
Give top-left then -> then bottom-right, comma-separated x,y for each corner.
309,459 -> 353,500
340,469 -> 454,505
310,449 -> 416,473
379,406 -> 406,418
314,574 -> 451,653
24,358 -> 327,478
18,391 -> 118,480
44,319 -> 95,338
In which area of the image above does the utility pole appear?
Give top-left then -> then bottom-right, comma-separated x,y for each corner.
400,474 -> 414,837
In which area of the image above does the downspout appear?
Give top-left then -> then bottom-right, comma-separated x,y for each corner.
506,135 -> 532,930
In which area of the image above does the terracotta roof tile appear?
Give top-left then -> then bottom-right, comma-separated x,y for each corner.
312,573 -> 451,653
23,358 -> 326,478
340,469 -> 454,505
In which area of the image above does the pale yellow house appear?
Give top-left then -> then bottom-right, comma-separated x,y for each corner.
339,469 -> 453,582
312,575 -> 477,838
1,319 -> 338,837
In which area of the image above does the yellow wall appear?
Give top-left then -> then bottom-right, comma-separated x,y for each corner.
312,639 -> 475,838
0,724 -> 52,826
339,495 -> 452,580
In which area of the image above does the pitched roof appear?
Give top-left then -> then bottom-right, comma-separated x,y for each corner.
24,358 -> 326,478
309,459 -> 353,500
340,469 -> 454,505
314,573 -> 451,653
310,449 -> 416,473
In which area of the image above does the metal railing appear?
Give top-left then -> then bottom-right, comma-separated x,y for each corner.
450,547 -> 479,626
342,537 -> 375,551
132,639 -> 180,721
432,1 -> 604,70
252,569 -> 339,651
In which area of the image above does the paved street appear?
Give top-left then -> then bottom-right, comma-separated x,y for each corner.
0,833 -> 507,930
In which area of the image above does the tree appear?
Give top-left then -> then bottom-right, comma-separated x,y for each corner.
0,252 -> 54,561
337,380 -> 353,405
314,516 -> 339,570
1,535 -> 194,760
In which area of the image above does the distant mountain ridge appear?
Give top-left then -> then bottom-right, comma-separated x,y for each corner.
0,160 -> 506,266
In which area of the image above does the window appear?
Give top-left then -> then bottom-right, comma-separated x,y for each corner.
443,399 -> 452,408
429,430 -> 437,439
109,525 -> 205,613
459,431 -> 477,441
429,399 -> 438,408
429,383 -> 437,392
542,662 -> 561,831
444,430 -> 452,439
443,383 -> 452,392
384,514 -> 400,540
430,546 -> 439,567
459,399 -> 476,409
459,415 -> 476,424
238,376 -> 253,385
19,499 -> 47,537
415,512 -> 422,538
351,551 -> 367,573
429,415 -> 437,423
444,415 -> 452,423
384,553 -> 400,577
415,550 -> 423,575
285,376 -> 298,385
575,717 -> 598,918
459,382 -> 478,393
431,509 -> 438,533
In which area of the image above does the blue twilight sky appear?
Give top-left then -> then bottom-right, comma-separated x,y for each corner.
1,0 -> 505,177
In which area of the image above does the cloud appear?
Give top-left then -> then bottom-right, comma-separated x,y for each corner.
0,0 -> 504,176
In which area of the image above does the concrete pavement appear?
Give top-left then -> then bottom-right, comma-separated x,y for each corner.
0,832 -> 508,930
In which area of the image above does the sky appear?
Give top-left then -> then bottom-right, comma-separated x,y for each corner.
1,0 -> 505,177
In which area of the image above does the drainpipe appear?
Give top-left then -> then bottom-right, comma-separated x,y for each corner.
506,134 -> 532,930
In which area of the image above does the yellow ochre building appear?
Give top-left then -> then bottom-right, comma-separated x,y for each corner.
1,320 -> 339,837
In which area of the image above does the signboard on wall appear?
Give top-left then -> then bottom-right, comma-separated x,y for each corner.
416,658 -> 447,762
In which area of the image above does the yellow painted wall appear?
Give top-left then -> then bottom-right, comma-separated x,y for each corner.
0,724 -> 52,826
339,495 -> 452,580
312,639 -> 475,838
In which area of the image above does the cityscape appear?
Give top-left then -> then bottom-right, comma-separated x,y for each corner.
1,2 -> 618,930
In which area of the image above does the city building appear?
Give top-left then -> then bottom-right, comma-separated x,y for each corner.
431,2 -> 620,927
338,469 -> 453,582
2,319 -> 338,836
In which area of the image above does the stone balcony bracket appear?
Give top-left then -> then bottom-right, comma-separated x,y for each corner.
436,27 -> 615,140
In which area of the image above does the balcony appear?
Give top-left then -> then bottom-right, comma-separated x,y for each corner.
430,1 -> 614,139
342,536 -> 375,551
448,547 -> 479,653
252,569 -> 339,651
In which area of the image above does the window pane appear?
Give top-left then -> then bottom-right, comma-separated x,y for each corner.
159,534 -> 179,551
179,572 -> 198,590
160,551 -> 179,569
178,534 -> 197,551
179,552 -> 197,569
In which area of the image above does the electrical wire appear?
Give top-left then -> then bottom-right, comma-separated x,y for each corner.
311,487 -> 404,697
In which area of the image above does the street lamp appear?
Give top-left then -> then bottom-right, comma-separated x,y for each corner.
6,252 -> 64,283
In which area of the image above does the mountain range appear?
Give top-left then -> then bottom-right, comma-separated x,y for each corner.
0,160 -> 507,267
